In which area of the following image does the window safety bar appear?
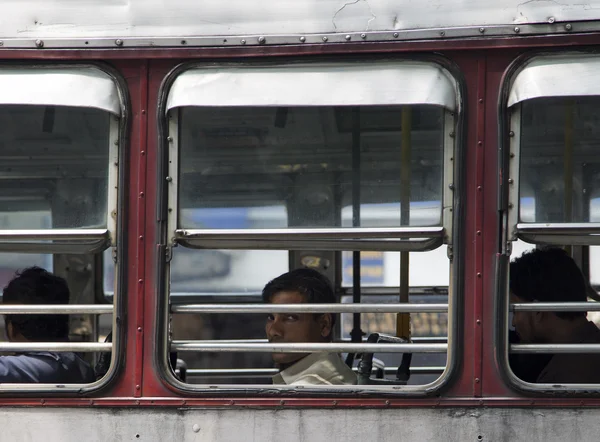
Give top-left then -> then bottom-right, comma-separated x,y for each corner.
170,342 -> 447,353
190,337 -> 448,344
174,227 -> 444,252
171,303 -> 449,314
185,366 -> 446,378
0,228 -> 110,253
515,223 -> 600,246
0,342 -> 111,352
511,344 -> 600,354
0,305 -> 113,314
511,302 -> 600,312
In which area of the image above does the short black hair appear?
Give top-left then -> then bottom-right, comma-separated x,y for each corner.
2,267 -> 70,341
510,247 -> 587,319
262,268 -> 337,333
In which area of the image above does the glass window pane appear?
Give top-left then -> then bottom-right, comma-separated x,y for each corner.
179,105 -> 445,229
519,97 -> 600,223
0,105 -> 110,229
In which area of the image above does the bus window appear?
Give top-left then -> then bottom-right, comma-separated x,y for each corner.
0,66 -> 124,391
504,53 -> 600,391
161,59 -> 461,393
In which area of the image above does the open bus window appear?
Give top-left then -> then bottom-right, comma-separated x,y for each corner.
505,53 -> 600,390
0,66 -> 124,391
163,60 -> 460,393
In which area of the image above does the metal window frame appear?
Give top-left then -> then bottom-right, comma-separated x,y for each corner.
506,52 -> 600,247
155,55 -> 465,397
0,62 -> 129,395
497,50 -> 600,395
0,65 -> 123,254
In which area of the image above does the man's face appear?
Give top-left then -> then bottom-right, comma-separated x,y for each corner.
265,291 -> 330,366
510,293 -> 538,343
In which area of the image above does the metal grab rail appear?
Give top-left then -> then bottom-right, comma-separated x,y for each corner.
511,344 -> 600,354
0,342 -> 111,352
186,366 -> 446,378
0,305 -> 113,314
171,303 -> 449,314
511,302 -> 600,312
171,342 -> 447,353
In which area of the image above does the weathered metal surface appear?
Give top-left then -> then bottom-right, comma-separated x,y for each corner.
2,407 -> 600,441
0,68 -> 121,115
508,54 -> 600,107
167,62 -> 457,110
2,0 -> 600,39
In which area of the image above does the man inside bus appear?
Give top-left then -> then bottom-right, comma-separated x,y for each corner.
510,247 -> 600,383
263,268 -> 357,385
0,267 -> 95,383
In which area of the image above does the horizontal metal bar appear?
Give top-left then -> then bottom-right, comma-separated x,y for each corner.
176,227 -> 443,240
171,303 -> 449,314
517,233 -> 600,246
511,302 -> 600,312
0,342 -> 111,352
185,366 -> 446,378
193,337 -> 448,344
511,344 -> 600,354
0,21 -> 595,49
0,305 -> 113,314
170,342 -> 447,353
179,237 -> 443,252
0,229 -> 109,240
0,240 -> 110,254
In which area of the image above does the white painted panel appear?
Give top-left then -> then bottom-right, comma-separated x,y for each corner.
509,54 -> 600,107
167,62 -> 457,111
2,0 -> 600,38
0,68 -> 121,115
1,407 -> 600,441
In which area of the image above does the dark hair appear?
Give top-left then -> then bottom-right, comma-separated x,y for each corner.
262,268 -> 337,336
2,267 -> 70,341
510,248 -> 587,319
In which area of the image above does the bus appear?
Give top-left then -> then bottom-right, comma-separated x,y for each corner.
2,1 -> 600,440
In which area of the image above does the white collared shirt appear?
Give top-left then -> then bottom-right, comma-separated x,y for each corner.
272,352 -> 357,385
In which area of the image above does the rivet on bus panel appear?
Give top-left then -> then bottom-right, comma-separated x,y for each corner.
345,35 -> 351,41
258,36 -> 266,44
35,39 -> 44,48
322,36 -> 329,42
514,27 -> 520,33
479,27 -> 485,33
192,424 -> 201,433
508,178 -> 514,184
300,36 -> 306,43
361,33 -> 367,39
167,136 -> 173,142
439,31 -> 445,36
509,131 -> 515,137
241,39 -> 246,44
548,17 -> 556,24
393,32 -> 399,38
0,41 -> 4,46
166,176 -> 173,182
565,23 -> 572,31
115,39 -> 123,46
